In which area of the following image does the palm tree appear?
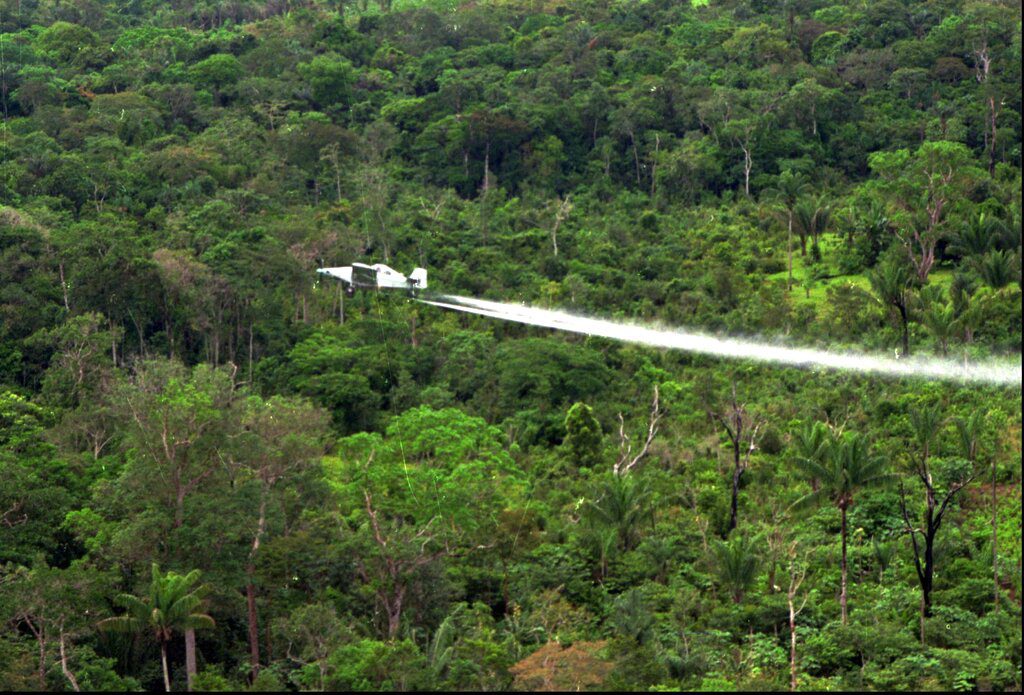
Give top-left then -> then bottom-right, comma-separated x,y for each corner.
868,256 -> 914,357
793,196 -> 832,260
791,431 -> 893,624
762,169 -> 812,291
920,300 -> 957,356
611,589 -> 654,644
791,421 -> 831,490
948,212 -> 1002,259
710,534 -> 761,603
99,564 -> 214,692
586,474 -> 653,553
954,412 -> 996,612
972,249 -> 1018,289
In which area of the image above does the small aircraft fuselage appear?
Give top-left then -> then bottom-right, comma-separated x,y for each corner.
318,263 -> 428,297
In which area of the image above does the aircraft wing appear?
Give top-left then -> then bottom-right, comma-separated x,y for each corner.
318,267 -> 353,284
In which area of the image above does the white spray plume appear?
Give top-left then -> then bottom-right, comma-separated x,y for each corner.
418,294 -> 1021,386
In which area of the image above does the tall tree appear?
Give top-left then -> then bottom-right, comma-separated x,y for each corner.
706,384 -> 764,535
898,405 -> 977,645
762,170 -> 812,290
869,254 -> 914,357
953,412 -> 995,611
112,359 -> 238,531
793,196 -> 832,260
234,395 -> 327,682
330,406 -> 521,639
791,430 -> 892,624
99,563 -> 214,692
785,543 -> 809,692
868,142 -> 984,282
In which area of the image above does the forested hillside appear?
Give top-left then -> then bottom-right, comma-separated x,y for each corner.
0,0 -> 1021,690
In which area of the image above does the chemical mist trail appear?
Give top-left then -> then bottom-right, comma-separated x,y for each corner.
418,295 -> 1022,386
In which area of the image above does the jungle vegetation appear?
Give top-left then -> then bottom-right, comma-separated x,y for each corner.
0,0 -> 1021,690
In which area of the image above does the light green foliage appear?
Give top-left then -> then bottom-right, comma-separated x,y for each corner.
0,392 -> 74,565
35,22 -> 101,67
189,54 -> 243,92
298,54 -> 356,109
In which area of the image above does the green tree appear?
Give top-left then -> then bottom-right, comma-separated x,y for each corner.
298,54 -> 355,109
920,299 -> 957,356
972,249 -> 1019,289
329,406 -> 521,638
564,402 -> 602,469
2,561 -> 108,691
99,563 -> 214,692
868,141 -> 985,282
0,392 -> 74,566
189,54 -> 242,103
869,253 -> 914,357
793,196 -> 832,261
111,359 -> 239,531
586,473 -> 653,554
791,431 -> 893,624
710,534 -> 760,603
899,405 -> 977,645
235,395 -> 327,681
762,169 -> 812,290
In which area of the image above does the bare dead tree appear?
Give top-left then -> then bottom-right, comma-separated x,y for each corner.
613,385 -> 661,477
786,544 -> 809,692
550,195 -> 573,257
973,42 -> 1004,176
707,384 -> 765,535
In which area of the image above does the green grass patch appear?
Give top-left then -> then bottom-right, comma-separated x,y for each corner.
765,235 -> 958,312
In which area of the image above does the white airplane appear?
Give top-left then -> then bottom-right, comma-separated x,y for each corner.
317,263 -> 428,296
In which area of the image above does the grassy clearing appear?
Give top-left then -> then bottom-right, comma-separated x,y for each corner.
766,234 -> 956,311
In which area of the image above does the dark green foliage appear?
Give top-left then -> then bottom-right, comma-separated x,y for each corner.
0,0 -> 1019,691
564,402 -> 603,469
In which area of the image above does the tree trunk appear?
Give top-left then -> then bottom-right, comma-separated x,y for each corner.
161,641 -> 172,692
788,600 -> 798,691
59,629 -> 81,692
185,628 -> 196,691
33,623 -> 46,690
174,488 -> 186,529
247,494 -> 268,680
386,587 -> 404,640
631,131 -> 641,186
742,143 -> 752,197
987,95 -> 998,177
921,525 -> 935,645
898,303 -> 910,357
993,457 -> 999,612
840,505 -> 848,625
58,261 -> 71,311
728,464 -> 742,534
650,133 -> 660,197
786,213 -> 794,292
246,579 -> 260,679
248,321 -> 254,382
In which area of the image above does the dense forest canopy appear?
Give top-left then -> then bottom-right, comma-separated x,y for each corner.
0,0 -> 1021,691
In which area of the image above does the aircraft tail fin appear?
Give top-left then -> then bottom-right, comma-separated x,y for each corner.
409,268 -> 428,289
